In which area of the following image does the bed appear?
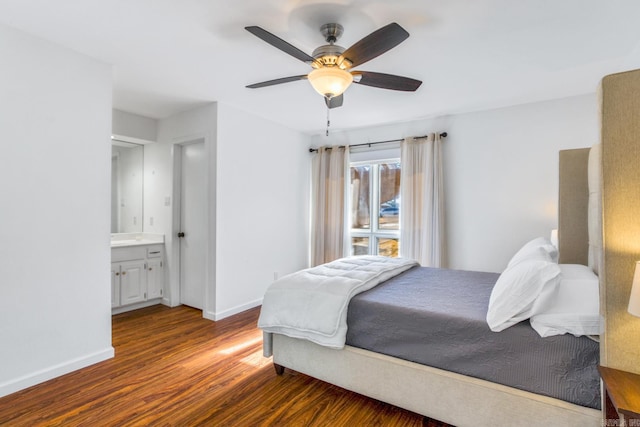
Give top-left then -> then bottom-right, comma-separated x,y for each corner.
259,146 -> 603,427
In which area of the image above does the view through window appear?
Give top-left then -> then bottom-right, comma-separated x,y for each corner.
349,160 -> 400,257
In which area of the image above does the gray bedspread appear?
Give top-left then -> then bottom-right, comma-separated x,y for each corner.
345,266 -> 601,409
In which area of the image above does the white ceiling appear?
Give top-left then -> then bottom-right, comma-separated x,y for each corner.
2,0 -> 640,135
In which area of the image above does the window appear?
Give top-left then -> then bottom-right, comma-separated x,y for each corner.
349,160 -> 400,257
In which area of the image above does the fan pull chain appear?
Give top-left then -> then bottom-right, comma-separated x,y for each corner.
326,104 -> 330,136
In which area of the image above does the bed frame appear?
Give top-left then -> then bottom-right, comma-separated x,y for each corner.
267,147 -> 601,427
271,334 -> 599,427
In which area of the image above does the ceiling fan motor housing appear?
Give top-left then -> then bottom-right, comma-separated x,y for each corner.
312,44 -> 346,67
312,23 -> 350,69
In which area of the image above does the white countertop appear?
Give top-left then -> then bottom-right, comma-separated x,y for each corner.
111,233 -> 164,248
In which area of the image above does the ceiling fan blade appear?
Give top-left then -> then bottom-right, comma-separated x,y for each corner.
338,23 -> 409,69
325,94 -> 344,109
352,71 -> 422,92
246,75 -> 308,89
245,26 -> 316,64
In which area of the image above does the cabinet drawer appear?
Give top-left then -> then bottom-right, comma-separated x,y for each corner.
111,246 -> 147,262
147,246 -> 163,258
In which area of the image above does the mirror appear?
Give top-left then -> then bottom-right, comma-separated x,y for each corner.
111,140 -> 143,233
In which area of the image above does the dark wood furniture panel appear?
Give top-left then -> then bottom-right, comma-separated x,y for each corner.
599,366 -> 640,424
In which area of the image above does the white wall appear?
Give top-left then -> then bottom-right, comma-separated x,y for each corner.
112,109 -> 158,141
0,23 -> 113,397
146,102 -> 310,320
312,94 -> 598,272
215,103 -> 310,318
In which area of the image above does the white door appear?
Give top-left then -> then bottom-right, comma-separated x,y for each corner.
179,141 -> 207,310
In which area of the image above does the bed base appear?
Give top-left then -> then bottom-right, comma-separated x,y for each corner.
272,334 -> 601,427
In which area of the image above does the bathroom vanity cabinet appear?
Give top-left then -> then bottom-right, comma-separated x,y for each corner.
111,243 -> 164,313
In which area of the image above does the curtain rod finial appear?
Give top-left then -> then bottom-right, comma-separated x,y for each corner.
440,132 -> 447,138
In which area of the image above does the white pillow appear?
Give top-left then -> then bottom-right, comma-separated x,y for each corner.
487,250 -> 561,332
557,263 -> 599,280
529,264 -> 600,337
508,237 -> 559,267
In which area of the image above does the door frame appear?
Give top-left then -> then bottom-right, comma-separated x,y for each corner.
169,134 -> 216,318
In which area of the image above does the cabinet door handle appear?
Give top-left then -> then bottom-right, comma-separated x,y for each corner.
122,271 -> 127,275
149,267 -> 153,271
115,272 -> 120,276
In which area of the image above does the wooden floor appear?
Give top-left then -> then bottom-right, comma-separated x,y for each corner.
0,305 -> 452,426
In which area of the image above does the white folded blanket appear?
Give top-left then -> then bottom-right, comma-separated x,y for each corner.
258,256 -> 418,349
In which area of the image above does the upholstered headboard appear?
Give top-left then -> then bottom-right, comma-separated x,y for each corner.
558,148 -> 591,266
599,68 -> 640,374
557,145 -> 602,274
587,144 -> 603,276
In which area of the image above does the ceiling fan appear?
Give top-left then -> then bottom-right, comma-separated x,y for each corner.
245,22 -> 422,109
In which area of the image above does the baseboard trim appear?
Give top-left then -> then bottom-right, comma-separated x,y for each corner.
204,298 -> 263,321
0,347 -> 115,398
112,299 -> 162,315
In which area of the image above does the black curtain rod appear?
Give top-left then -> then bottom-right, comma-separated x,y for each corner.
308,132 -> 447,153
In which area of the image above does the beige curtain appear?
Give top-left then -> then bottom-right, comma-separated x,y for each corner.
399,133 -> 444,267
311,146 -> 349,266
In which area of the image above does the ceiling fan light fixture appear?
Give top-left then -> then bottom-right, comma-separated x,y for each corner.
308,67 -> 353,98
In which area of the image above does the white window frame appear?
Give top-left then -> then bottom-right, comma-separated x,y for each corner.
348,158 -> 400,256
